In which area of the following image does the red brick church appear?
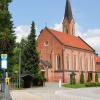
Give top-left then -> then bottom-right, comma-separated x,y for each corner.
37,0 -> 96,83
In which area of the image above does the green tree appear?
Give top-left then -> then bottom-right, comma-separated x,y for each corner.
70,72 -> 76,84
22,22 -> 40,76
87,72 -> 91,82
13,46 -> 20,74
95,72 -> 98,82
0,0 -> 16,75
80,71 -> 84,84
20,38 -> 28,74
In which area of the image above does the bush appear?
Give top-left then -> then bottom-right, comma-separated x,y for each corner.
87,72 -> 92,82
80,71 -> 84,84
85,82 -> 96,87
95,72 -> 98,82
70,72 -> 76,84
96,82 -> 100,86
85,82 -> 100,87
33,72 -> 45,86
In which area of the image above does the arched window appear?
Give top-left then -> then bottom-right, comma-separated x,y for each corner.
66,54 -> 69,70
85,57 -> 88,70
56,54 -> 61,70
74,55 -> 77,70
80,57 -> 83,71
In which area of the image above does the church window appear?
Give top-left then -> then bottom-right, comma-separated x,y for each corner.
44,40 -> 49,46
85,57 -> 88,70
91,57 -> 93,70
74,55 -> 77,70
56,54 -> 61,70
66,54 -> 69,70
80,57 -> 82,71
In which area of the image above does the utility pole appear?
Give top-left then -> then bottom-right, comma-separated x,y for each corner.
18,48 -> 21,88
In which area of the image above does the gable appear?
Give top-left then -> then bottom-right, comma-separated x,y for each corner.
37,28 -> 64,54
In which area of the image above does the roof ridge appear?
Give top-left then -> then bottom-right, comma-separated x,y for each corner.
78,36 -> 95,52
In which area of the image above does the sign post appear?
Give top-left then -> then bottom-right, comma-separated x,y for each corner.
1,54 -> 9,98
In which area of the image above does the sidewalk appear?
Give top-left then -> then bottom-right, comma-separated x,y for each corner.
0,92 -> 12,100
10,91 -> 41,100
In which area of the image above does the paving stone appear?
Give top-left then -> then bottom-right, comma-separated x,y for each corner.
10,83 -> 100,100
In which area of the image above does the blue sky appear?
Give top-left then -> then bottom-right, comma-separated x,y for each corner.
10,0 -> 100,31
9,0 -> 100,55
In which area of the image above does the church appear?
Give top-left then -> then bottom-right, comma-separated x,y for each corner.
37,0 -> 96,83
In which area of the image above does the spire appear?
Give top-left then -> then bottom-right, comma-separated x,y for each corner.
62,0 -> 75,35
64,0 -> 73,21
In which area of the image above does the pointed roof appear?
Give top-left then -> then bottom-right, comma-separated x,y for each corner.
64,0 -> 73,21
43,28 -> 95,52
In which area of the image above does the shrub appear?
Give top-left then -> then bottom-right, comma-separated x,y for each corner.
85,82 -> 100,87
33,72 -> 45,86
95,72 -> 98,82
85,82 -> 96,87
80,71 -> 84,84
87,72 -> 92,82
96,82 -> 100,86
70,72 -> 76,84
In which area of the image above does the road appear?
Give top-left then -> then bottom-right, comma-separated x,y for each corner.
10,83 -> 100,100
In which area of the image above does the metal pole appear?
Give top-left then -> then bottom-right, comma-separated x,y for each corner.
18,48 -> 21,88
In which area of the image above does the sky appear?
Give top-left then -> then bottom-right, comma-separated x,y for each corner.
9,0 -> 100,55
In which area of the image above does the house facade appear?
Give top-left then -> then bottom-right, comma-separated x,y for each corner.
37,0 -> 96,83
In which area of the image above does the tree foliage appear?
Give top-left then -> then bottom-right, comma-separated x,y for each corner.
0,0 -> 16,75
95,72 -> 98,82
80,71 -> 84,84
21,22 -> 40,76
87,72 -> 92,82
70,72 -> 76,84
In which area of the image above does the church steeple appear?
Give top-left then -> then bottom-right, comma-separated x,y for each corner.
63,0 -> 75,35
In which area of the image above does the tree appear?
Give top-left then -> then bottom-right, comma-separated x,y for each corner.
87,72 -> 91,82
70,72 -> 76,84
0,0 -> 16,75
95,72 -> 98,82
22,22 -> 40,75
13,46 -> 20,74
80,71 -> 84,84
20,38 -> 28,74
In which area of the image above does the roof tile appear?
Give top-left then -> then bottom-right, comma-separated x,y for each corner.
47,28 -> 94,52
96,57 -> 100,63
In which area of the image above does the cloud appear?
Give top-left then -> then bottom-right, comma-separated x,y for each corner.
83,29 -> 100,55
15,25 -> 31,42
53,23 -> 63,32
53,22 -> 100,55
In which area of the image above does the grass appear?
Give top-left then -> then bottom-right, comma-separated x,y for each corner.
63,84 -> 86,88
64,82 -> 100,88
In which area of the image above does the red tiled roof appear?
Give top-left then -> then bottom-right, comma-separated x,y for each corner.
96,57 -> 100,63
47,28 -> 94,52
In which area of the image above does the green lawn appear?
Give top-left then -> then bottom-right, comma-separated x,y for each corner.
63,84 -> 86,88
63,82 -> 100,88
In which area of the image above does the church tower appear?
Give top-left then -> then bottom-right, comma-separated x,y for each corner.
62,0 -> 75,35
